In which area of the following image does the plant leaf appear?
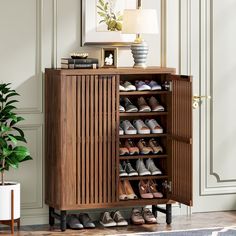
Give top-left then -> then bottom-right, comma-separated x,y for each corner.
8,134 -> 18,145
12,127 -> 25,137
5,100 -> 19,106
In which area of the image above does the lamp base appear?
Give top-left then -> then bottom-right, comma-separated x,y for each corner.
131,40 -> 148,68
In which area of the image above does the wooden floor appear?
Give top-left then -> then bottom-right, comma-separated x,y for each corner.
1,211 -> 236,235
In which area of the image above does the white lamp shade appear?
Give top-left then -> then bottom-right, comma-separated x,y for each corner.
122,9 -> 159,35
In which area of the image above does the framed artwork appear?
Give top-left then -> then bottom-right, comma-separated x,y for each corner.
82,0 -> 137,45
101,48 -> 118,67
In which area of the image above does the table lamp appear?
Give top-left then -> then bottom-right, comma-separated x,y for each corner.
122,9 -> 159,68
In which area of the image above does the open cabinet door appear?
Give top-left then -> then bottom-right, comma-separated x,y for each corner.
167,75 -> 193,206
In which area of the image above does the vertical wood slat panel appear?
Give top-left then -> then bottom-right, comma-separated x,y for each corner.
61,76 -> 77,206
85,76 -> 90,204
81,76 -> 86,205
76,75 -> 117,205
94,76 -> 99,204
171,78 -> 192,206
103,76 -> 107,203
90,76 -> 94,204
98,78 -> 103,203
77,76 -> 81,204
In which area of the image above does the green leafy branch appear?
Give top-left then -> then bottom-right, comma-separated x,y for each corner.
0,83 -> 32,185
97,0 -> 123,31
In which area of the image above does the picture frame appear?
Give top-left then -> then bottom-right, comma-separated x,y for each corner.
101,48 -> 118,68
82,0 -> 137,46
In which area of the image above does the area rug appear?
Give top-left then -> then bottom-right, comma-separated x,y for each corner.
114,226 -> 236,236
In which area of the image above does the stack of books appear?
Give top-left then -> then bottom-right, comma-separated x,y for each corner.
61,58 -> 99,69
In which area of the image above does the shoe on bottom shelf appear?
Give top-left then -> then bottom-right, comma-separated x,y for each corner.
148,179 -> 163,198
142,208 -> 157,224
139,180 -> 153,199
100,212 -> 116,227
119,181 -> 128,200
123,179 -> 138,200
111,210 -> 128,226
66,214 -> 84,229
78,213 -> 95,229
130,209 -> 145,225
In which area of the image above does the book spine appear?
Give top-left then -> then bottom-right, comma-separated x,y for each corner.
61,63 -> 98,69
61,58 -> 98,64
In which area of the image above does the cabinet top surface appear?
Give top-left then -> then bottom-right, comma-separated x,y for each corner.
45,67 -> 176,76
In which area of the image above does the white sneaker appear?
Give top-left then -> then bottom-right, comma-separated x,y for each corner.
135,81 -> 151,91
119,84 -> 126,91
123,81 -> 136,91
133,119 -> 150,134
146,158 -> 162,175
119,126 -> 124,135
145,119 -> 163,134
136,159 -> 151,176
121,120 -> 137,135
146,80 -> 162,90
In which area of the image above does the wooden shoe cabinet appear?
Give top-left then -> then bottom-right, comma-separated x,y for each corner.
45,67 -> 192,231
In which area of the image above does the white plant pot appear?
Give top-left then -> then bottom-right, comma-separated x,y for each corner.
0,182 -> 20,220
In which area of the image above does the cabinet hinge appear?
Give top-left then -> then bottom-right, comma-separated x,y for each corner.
163,180 -> 172,192
163,81 -> 172,91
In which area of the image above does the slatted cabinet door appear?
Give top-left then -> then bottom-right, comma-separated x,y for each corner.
168,75 -> 193,206
76,75 -> 119,208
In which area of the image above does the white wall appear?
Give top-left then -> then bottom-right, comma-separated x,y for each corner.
0,0 -> 163,225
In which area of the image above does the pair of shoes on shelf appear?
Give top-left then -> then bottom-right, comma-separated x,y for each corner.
139,179 -> 163,199
136,158 -> 162,176
136,80 -> 162,91
131,208 -> 157,225
138,138 -> 163,155
119,180 -> 138,200
120,161 -> 138,177
120,119 -> 163,135
137,96 -> 165,112
67,213 -> 95,229
100,210 -> 128,227
120,97 -> 138,112
119,139 -> 140,156
119,81 -> 161,92
119,97 -> 164,113
119,139 -> 163,156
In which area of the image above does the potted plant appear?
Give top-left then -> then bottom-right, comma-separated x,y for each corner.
0,83 -> 32,223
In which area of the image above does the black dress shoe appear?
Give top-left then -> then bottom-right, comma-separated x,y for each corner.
66,214 -> 83,229
79,213 -> 95,228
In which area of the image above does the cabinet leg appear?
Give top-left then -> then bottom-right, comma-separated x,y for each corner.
60,210 -> 67,231
152,205 -> 158,218
49,207 -> 55,226
166,204 -> 172,225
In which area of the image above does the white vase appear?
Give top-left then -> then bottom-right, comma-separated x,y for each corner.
0,182 -> 20,220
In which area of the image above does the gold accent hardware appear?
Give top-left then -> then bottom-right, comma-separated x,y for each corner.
192,95 -> 211,109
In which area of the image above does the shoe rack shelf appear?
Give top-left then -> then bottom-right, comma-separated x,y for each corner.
120,91 -> 171,96
119,154 -> 168,160
119,175 -> 168,181
45,67 -> 193,231
119,133 -> 168,139
120,111 -> 168,117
